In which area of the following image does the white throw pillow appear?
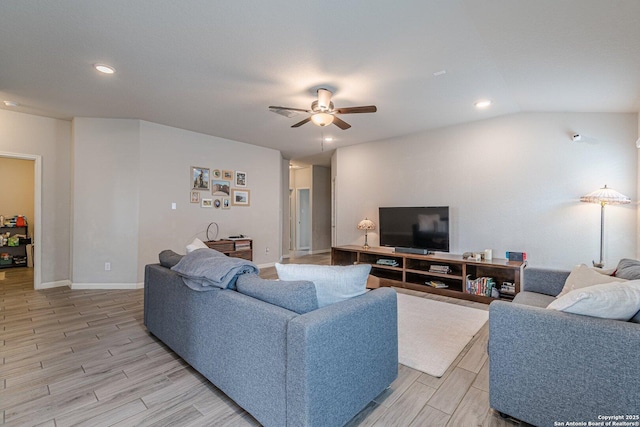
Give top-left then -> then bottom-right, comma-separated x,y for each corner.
186,237 -> 208,253
557,264 -> 626,298
547,280 -> 640,320
275,263 -> 370,307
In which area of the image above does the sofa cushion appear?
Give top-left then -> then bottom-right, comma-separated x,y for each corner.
275,263 -> 371,307
557,264 -> 626,298
512,291 -> 556,308
186,237 -> 208,253
614,258 -> 640,280
547,280 -> 640,320
159,249 -> 183,268
236,274 -> 319,314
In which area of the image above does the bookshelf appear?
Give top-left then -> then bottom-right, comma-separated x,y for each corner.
331,245 -> 526,303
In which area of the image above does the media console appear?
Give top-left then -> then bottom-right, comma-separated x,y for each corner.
331,245 -> 526,303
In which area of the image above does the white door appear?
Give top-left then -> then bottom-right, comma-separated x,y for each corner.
297,188 -> 311,250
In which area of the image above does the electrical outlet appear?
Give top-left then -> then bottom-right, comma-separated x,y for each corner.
105,262 -> 111,271
265,247 -> 270,254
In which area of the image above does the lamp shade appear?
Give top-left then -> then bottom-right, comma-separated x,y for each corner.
580,185 -> 631,205
311,112 -> 334,127
357,218 -> 376,230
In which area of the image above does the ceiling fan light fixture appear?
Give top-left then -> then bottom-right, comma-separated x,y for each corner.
311,112 -> 334,127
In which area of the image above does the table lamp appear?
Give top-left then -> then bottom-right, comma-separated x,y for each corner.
357,218 -> 376,249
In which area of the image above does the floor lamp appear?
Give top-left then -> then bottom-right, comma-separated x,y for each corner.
580,185 -> 630,268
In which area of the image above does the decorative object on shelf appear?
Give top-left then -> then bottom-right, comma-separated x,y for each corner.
222,198 -> 230,209
211,180 -> 230,196
191,166 -> 210,190
201,198 -> 213,208
222,170 -> 234,180
235,171 -> 247,187
212,169 -> 221,179
580,184 -> 631,268
231,189 -> 250,206
206,222 -> 219,241
357,218 -> 376,249
190,191 -> 200,203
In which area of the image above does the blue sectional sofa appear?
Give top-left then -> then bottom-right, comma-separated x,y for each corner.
488,268 -> 640,426
143,262 -> 398,427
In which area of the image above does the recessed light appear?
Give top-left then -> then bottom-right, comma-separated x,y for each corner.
324,137 -> 333,142
433,70 -> 447,77
3,100 -> 19,107
474,99 -> 492,108
94,64 -> 116,74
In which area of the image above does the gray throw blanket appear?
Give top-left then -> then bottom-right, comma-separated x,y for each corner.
171,248 -> 259,291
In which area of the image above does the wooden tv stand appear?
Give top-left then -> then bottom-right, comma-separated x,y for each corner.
331,245 -> 526,304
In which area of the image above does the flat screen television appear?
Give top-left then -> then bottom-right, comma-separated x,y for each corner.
379,206 -> 450,254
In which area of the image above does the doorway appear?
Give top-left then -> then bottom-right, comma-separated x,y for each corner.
0,151 -> 42,288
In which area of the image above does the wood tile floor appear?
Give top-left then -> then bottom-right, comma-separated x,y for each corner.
1,257 -> 528,426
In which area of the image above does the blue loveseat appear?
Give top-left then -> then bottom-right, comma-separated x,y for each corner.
143,260 -> 398,427
488,268 -> 640,426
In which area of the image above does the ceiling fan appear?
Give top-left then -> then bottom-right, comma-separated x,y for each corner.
269,88 -> 377,130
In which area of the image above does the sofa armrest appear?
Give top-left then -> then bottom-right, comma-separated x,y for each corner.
521,267 -> 569,296
286,287 -> 398,427
489,300 -> 640,426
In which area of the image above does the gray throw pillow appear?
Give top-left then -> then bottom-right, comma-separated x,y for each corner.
614,259 -> 640,280
236,274 -> 319,314
159,250 -> 183,268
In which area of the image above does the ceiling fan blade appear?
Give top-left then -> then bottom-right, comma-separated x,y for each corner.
335,105 -> 377,114
269,106 -> 311,113
291,117 -> 311,128
332,116 -> 351,130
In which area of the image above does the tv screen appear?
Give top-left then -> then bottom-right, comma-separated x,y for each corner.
379,206 -> 450,252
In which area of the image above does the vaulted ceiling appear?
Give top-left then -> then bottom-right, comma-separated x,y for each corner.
1,1 -> 639,164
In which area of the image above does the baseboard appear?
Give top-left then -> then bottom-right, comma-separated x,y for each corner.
71,282 -> 144,290
257,262 -> 276,269
37,279 -> 71,290
309,249 -> 331,255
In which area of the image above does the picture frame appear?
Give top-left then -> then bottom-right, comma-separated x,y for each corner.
235,171 -> 247,187
190,191 -> 200,204
211,180 -> 230,196
231,189 -> 250,206
201,198 -> 213,208
222,197 -> 231,209
222,170 -> 234,180
214,198 -> 221,209
212,169 -> 222,179
192,166 -> 210,190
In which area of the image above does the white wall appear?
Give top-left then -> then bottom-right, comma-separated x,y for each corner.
137,121 -> 282,280
311,165 -> 331,253
72,119 -> 283,285
72,119 -> 141,285
0,110 -> 72,286
335,112 -> 638,269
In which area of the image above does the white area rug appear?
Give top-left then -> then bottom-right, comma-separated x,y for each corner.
397,293 -> 489,377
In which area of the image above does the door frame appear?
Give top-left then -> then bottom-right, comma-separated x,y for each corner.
0,151 -> 42,289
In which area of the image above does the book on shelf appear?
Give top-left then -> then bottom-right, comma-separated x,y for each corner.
465,275 -> 497,297
376,259 -> 399,267
425,280 -> 448,289
429,265 -> 451,274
